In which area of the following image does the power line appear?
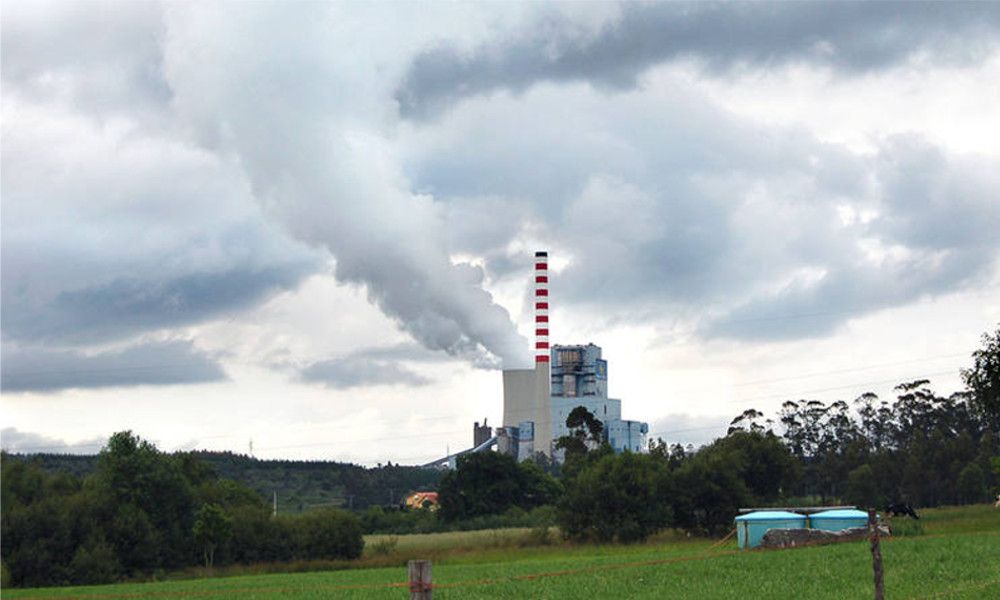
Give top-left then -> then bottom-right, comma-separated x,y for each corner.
722,369 -> 957,407
730,352 -> 966,388
692,286 -> 1000,327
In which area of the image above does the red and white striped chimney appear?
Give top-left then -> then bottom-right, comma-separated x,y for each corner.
534,251 -> 549,364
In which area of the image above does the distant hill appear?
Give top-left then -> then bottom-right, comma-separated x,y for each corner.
7,451 -> 442,514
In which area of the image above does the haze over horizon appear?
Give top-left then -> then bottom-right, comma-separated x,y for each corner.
2,1 -> 999,465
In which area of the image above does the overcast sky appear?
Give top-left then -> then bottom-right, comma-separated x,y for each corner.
2,1 -> 999,465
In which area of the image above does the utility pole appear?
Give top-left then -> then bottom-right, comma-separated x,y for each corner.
272,491 -> 277,517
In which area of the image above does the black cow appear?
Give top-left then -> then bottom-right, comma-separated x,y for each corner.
886,502 -> 919,519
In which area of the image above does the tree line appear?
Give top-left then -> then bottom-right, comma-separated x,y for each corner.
1,432 -> 364,588
435,326 -> 999,542
14,451 -> 442,514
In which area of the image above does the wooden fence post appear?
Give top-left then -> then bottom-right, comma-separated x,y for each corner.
409,559 -> 432,600
868,508 -> 884,600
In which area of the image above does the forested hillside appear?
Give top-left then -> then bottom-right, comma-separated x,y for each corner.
2,433 -> 369,587
11,452 -> 442,514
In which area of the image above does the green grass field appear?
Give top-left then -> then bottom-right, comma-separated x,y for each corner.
7,505 -> 999,599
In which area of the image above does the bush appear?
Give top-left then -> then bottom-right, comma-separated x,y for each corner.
558,452 -> 672,543
438,452 -> 562,522
227,506 -> 292,564
671,450 -> 751,535
289,509 -> 364,560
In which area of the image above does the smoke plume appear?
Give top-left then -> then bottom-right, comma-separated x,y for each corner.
161,4 -> 530,368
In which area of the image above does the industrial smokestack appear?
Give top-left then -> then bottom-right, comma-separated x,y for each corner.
535,251 -> 549,364
533,250 -> 552,455
502,250 -> 553,456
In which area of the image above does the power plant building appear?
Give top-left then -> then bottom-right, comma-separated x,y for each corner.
504,342 -> 648,460
550,344 -> 647,454
500,251 -> 648,461
422,250 -> 649,469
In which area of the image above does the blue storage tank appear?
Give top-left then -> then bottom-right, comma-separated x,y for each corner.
809,509 -> 870,532
735,511 -> 808,549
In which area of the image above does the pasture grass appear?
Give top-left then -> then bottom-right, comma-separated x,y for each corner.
7,504 -> 998,599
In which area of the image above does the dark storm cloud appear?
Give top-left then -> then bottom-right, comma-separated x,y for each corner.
1,340 -> 226,392
1,42 -> 324,350
397,1 -> 1000,119
874,136 -> 1000,252
298,354 -> 432,389
2,266 -> 310,345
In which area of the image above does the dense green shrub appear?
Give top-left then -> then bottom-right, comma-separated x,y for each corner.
558,452 -> 673,543
287,509 -> 364,560
226,505 -> 291,564
438,452 -> 561,521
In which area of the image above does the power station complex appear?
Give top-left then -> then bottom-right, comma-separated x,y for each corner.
426,251 -> 648,468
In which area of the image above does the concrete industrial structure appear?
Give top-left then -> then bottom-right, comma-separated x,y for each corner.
499,251 -> 648,461
422,250 -> 648,469
502,341 -> 649,460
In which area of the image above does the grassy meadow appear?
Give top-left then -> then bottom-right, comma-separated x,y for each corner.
6,504 -> 999,599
